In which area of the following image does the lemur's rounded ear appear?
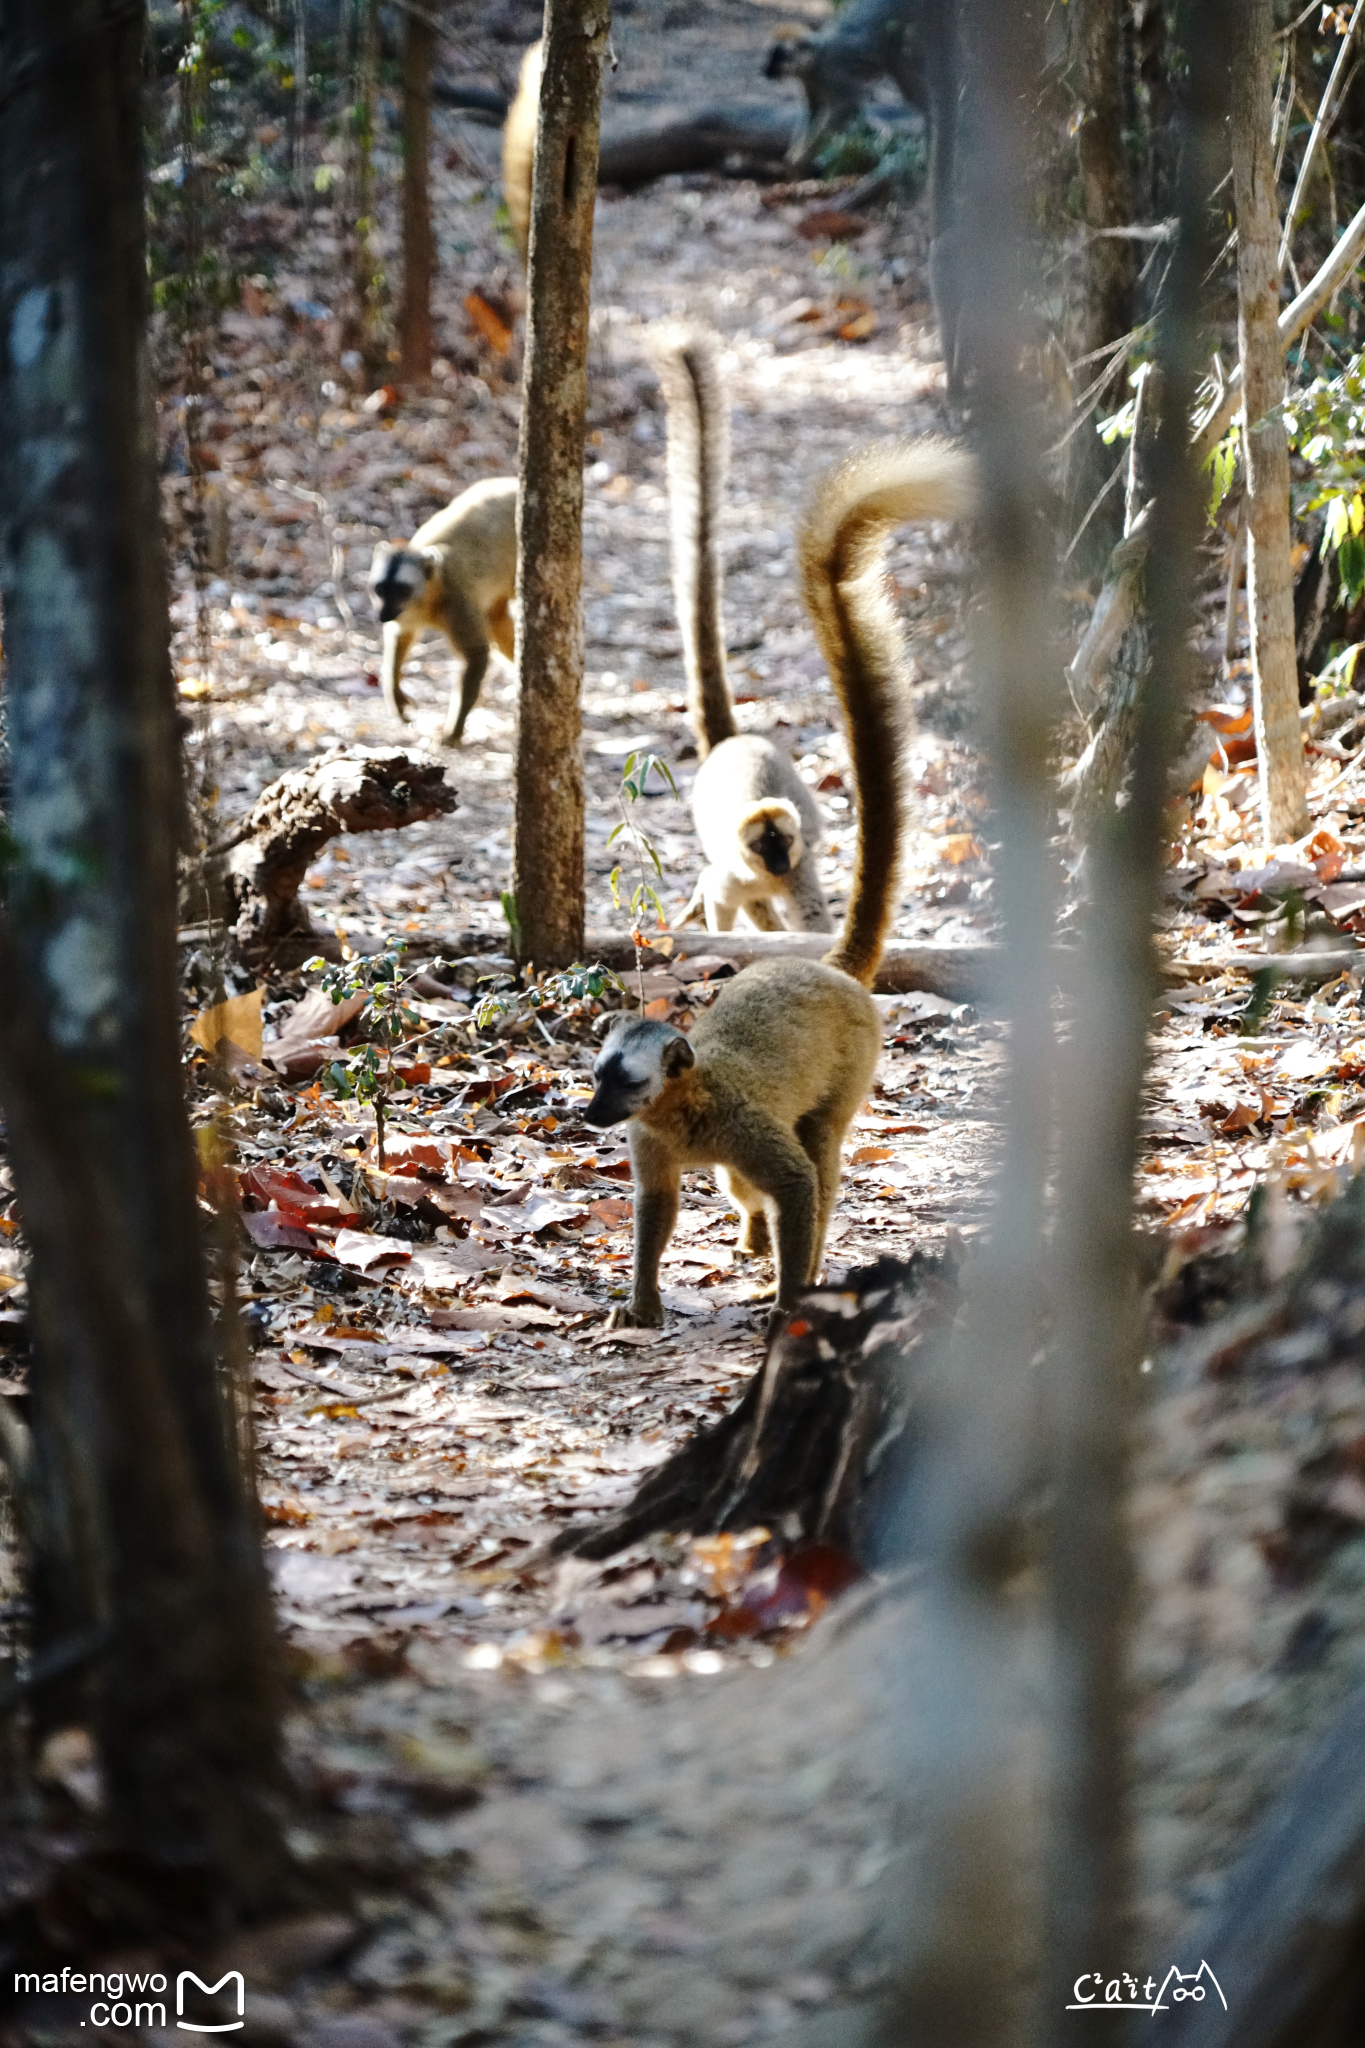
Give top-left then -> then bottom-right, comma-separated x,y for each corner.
421,547 -> 443,577
663,1035 -> 695,1077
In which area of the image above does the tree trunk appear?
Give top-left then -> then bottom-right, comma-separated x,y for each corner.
1233,0 -> 1309,845
510,0 -> 610,969
1066,0 -> 1136,568
0,0 -> 291,1907
343,0 -> 383,378
398,0 -> 435,384
872,7 -> 1054,2041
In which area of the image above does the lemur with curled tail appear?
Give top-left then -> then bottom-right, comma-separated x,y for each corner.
368,477 -> 517,748
584,436 -> 976,1329
654,327 -> 832,934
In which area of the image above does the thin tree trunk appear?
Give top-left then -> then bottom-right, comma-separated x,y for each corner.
1067,0 -> 1136,567
1045,0 -> 1236,2018
399,0 -> 435,384
343,0 -> 383,377
873,9 -> 1052,2041
0,0 -> 291,1905
510,0 -> 611,969
1233,0 -> 1309,845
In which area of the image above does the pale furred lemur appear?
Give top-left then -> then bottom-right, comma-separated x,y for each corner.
501,40 -> 541,267
368,476 -> 517,747
653,327 -> 832,935
584,436 -> 976,1329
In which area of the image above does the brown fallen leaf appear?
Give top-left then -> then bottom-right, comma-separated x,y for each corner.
466,290 -> 513,356
191,985 -> 264,1057
797,208 -> 867,243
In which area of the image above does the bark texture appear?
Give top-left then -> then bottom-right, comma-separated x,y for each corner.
0,0 -> 291,1905
1233,0 -> 1309,844
1066,0 -> 1136,565
510,0 -> 611,968
398,2 -> 435,384
220,747 -> 456,960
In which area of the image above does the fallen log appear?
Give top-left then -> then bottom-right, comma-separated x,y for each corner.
551,1252 -> 958,1562
597,103 -> 798,189
216,748 -> 456,963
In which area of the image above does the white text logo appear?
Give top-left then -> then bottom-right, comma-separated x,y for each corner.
1068,1961 -> 1228,2014
176,1972 -> 245,2033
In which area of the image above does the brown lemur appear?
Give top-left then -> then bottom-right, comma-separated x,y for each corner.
368,477 -> 517,747
653,326 -> 832,935
584,436 -> 976,1329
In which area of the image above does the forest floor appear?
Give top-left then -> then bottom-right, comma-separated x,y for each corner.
8,0 -> 1365,2041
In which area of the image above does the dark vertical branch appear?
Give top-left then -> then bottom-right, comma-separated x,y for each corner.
399,0 -> 435,384
1067,0 -> 1137,566
510,0 -> 611,969
0,0 -> 289,1902
1042,0 -> 1238,2016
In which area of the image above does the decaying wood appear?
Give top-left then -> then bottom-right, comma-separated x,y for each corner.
1150,1674 -> 1365,2047
597,104 -> 797,188
551,1253 -> 958,1562
219,748 -> 456,959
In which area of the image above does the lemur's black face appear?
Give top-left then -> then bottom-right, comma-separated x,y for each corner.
583,1045 -> 652,1127
754,819 -> 793,876
584,1018 -> 695,1126
369,546 -> 427,624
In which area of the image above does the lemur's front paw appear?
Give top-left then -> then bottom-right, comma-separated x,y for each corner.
606,1298 -> 664,1331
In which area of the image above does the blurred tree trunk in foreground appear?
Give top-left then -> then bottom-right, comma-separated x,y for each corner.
510,0 -> 612,968
398,0 -> 435,384
875,2 -> 1234,2037
1233,0 -> 1309,846
0,0 -> 291,1909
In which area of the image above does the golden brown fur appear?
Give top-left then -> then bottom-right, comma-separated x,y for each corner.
585,437 -> 975,1327
502,41 -> 541,267
367,476 -> 518,747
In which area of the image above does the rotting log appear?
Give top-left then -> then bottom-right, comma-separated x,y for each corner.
597,104 -> 797,188
218,747 -> 455,960
550,1253 -> 959,1563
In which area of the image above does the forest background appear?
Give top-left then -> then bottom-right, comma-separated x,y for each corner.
5,0 -> 1365,2043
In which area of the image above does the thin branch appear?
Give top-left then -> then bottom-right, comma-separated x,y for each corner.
1192,195 -> 1365,463
1278,0 -> 1364,272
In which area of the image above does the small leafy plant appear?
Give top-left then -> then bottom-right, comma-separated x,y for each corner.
471,961 -> 624,1036
608,751 -> 678,997
304,943 -> 431,1168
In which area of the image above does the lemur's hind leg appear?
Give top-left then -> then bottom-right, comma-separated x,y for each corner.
446,640 -> 491,746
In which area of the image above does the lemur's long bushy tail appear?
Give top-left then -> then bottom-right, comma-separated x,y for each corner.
652,327 -> 736,758
800,440 -> 976,987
